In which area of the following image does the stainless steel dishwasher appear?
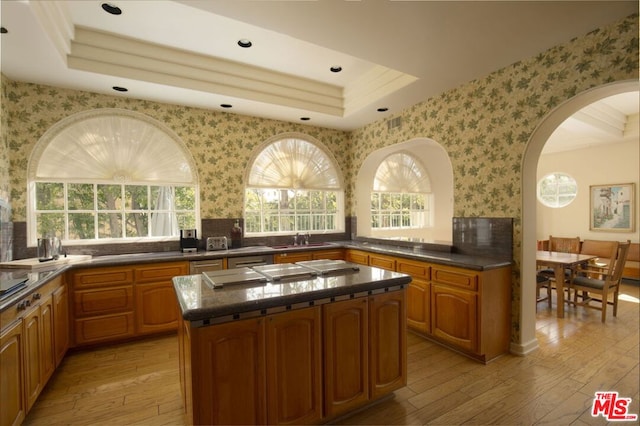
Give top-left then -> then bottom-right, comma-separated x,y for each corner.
189,258 -> 225,274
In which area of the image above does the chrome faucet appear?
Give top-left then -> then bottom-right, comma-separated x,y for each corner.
304,232 -> 310,245
293,233 -> 300,246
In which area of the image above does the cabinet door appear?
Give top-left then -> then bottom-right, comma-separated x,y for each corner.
192,318 -> 266,425
407,279 -> 430,334
266,307 -> 322,425
53,284 -> 69,366
431,284 -> 477,352
0,320 -> 26,426
23,305 -> 42,411
135,282 -> 179,335
39,293 -> 56,385
323,297 -> 369,418
369,290 -> 406,399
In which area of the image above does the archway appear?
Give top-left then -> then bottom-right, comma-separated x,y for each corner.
517,80 -> 639,355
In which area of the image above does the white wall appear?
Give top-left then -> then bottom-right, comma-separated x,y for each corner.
537,139 -> 640,243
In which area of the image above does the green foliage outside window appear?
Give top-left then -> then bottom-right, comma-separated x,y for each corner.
245,188 -> 340,234
34,182 -> 196,241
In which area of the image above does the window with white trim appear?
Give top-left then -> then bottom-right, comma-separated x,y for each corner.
244,137 -> 344,235
28,110 -> 199,245
371,152 -> 432,229
537,172 -> 578,208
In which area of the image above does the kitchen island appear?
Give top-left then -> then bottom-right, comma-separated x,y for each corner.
172,261 -> 411,425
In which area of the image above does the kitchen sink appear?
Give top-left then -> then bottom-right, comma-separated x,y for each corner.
270,242 -> 333,249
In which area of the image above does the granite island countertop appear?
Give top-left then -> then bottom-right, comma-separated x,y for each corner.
173,264 -> 411,325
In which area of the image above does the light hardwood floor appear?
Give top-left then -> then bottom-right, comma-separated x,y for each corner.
24,282 -> 639,425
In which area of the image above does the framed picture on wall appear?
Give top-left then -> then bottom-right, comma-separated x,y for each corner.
589,183 -> 635,232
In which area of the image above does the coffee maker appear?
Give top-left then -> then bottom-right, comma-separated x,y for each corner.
180,229 -> 198,253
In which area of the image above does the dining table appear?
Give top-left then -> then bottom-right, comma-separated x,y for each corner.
536,250 -> 598,318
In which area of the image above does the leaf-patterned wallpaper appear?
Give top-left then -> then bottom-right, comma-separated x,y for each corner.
0,13 -> 637,342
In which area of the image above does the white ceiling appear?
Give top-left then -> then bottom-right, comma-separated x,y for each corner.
0,0 -> 638,138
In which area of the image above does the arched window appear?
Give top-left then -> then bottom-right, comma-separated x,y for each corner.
371,152 -> 432,229
28,109 -> 199,245
244,136 -> 344,235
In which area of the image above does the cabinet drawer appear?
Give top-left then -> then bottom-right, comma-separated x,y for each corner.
134,262 -> 189,283
73,312 -> 135,345
432,267 -> 478,291
346,250 -> 369,266
71,267 -> 134,289
73,285 -> 134,317
369,254 -> 396,271
397,259 -> 431,279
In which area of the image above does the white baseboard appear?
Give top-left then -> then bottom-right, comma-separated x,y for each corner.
510,338 -> 540,356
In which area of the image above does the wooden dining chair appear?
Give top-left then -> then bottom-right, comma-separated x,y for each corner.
568,241 -> 628,322
538,236 -> 581,298
536,274 -> 552,309
548,235 -> 581,253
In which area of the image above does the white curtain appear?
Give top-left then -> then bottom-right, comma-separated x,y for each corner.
150,186 -> 177,236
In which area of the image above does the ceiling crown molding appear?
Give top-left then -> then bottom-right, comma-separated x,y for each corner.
30,0 -> 73,63
68,27 -> 345,116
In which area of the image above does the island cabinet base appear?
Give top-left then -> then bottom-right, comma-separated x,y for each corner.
178,288 -> 406,425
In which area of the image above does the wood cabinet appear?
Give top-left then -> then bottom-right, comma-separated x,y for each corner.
431,284 -> 477,352
368,290 -> 406,399
312,248 -> 345,260
274,251 -> 313,263
0,275 -> 65,425
322,297 -> 369,419
368,253 -> 396,271
0,319 -> 26,426
70,261 -> 188,346
70,266 -> 135,346
430,264 -> 511,362
266,307 -> 322,425
397,258 -> 431,334
134,262 -> 188,335
38,293 -> 56,386
274,248 -> 345,264
345,249 -> 369,265
181,289 -> 406,425
191,317 -> 267,425
52,284 -> 69,367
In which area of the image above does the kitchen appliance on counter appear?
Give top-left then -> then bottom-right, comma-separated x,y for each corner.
180,229 -> 198,253
206,236 -> 227,251
37,237 -> 62,262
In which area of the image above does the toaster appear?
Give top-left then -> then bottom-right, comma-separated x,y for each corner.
206,236 -> 228,251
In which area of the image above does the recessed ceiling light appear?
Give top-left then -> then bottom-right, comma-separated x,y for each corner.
101,3 -> 122,15
300,117 -> 310,121
330,66 -> 342,73
0,27 -> 8,34
220,104 -> 233,108
377,107 -> 389,112
237,39 -> 252,48
112,86 -> 128,92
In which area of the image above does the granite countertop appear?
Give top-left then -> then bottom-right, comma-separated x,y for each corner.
173,265 -> 411,324
0,240 -> 511,313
